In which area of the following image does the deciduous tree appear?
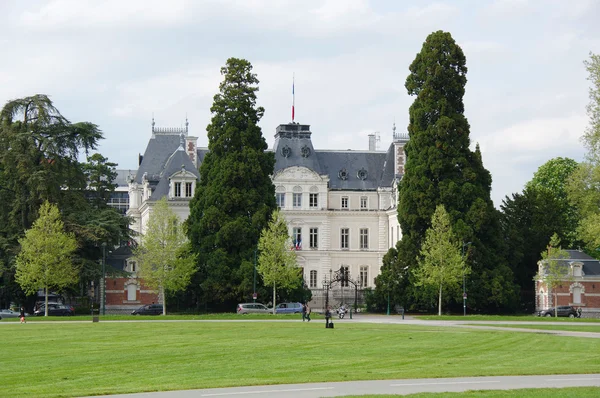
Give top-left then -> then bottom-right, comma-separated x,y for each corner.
134,198 -> 196,315
415,205 -> 467,316
535,233 -> 570,317
568,53 -> 600,256
15,201 -> 78,315
186,58 -> 276,310
257,210 -> 301,314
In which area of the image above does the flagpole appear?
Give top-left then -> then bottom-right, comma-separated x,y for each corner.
292,73 -> 295,123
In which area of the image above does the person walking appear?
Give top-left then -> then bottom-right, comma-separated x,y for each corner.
20,306 -> 26,324
305,303 -> 311,322
301,303 -> 307,322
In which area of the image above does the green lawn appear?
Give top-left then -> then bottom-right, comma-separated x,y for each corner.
2,321 -> 599,397
346,387 -> 600,397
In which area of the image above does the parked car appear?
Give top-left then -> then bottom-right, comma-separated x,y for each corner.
34,303 -> 74,316
236,303 -> 271,314
537,306 -> 579,318
131,304 -> 163,315
0,309 -> 29,320
274,302 -> 303,314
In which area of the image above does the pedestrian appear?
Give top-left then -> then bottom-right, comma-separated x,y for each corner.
306,303 -> 311,322
325,306 -> 331,328
20,306 -> 26,324
301,303 -> 307,322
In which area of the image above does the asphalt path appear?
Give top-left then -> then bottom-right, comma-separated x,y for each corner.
87,374 -> 600,397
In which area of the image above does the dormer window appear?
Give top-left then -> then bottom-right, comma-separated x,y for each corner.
169,170 -> 197,199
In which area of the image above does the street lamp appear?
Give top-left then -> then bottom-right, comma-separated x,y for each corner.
253,248 -> 257,302
462,241 -> 472,316
102,242 -> 106,316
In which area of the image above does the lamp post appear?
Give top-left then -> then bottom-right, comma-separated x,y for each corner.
253,248 -> 257,302
462,241 -> 472,316
102,242 -> 106,316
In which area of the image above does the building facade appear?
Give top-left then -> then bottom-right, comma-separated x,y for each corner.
535,250 -> 600,318
107,119 -> 408,311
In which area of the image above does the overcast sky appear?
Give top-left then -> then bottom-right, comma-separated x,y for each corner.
1,0 -> 599,207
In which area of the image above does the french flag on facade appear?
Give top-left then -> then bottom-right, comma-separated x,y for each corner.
295,238 -> 301,250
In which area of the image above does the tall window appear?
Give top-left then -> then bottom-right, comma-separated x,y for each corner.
360,196 -> 367,210
276,193 -> 285,209
293,227 -> 302,250
360,228 -> 368,250
309,193 -> 318,208
341,228 -> 349,249
573,286 -> 582,304
309,270 -> 317,288
309,228 -> 318,249
293,193 -> 302,208
127,284 -> 137,301
341,196 -> 349,209
185,182 -> 193,197
359,266 -> 368,288
174,182 -> 181,197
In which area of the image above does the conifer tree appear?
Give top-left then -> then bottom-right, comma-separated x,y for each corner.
382,31 -> 518,312
186,58 -> 276,309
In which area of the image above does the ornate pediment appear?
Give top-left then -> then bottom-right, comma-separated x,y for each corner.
274,166 -> 322,182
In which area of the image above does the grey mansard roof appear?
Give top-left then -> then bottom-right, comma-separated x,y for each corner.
149,141 -> 200,201
134,132 -> 182,184
272,123 -> 398,190
133,122 -> 402,200
543,250 -> 600,277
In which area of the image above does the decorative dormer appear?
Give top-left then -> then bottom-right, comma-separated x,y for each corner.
169,164 -> 197,199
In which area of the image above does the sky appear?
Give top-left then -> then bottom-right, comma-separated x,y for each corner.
1,0 -> 599,207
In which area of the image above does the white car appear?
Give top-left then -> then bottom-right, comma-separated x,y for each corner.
0,309 -> 28,320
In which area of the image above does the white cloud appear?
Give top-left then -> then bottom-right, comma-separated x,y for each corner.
19,0 -> 192,29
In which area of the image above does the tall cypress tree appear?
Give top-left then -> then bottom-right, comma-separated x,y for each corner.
385,31 -> 518,313
186,58 -> 276,310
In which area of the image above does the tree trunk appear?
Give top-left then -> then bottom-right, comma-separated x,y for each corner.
438,283 -> 442,316
44,287 -> 49,317
161,285 -> 166,315
272,283 -> 276,315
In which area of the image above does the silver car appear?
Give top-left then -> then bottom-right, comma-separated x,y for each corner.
0,309 -> 27,320
236,303 -> 270,314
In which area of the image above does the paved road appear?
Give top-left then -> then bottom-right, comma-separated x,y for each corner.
87,374 -> 600,397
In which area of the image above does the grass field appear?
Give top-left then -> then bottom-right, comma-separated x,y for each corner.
1,320 -> 600,397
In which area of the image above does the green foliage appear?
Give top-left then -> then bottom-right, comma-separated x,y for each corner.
415,205 -> 467,315
256,210 -> 302,313
0,95 -> 129,306
500,187 -> 570,312
186,58 -> 276,310
582,52 -> 600,161
81,153 -> 118,208
15,201 -> 78,315
568,54 -> 600,256
384,31 -> 518,313
257,210 -> 301,313
134,198 -> 196,315
535,233 -> 570,317
525,157 -> 580,246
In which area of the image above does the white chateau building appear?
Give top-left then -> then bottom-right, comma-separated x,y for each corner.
122,120 -> 409,306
